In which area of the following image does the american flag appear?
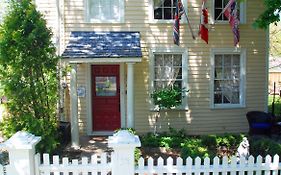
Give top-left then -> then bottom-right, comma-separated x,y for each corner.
224,0 -> 240,46
173,0 -> 185,45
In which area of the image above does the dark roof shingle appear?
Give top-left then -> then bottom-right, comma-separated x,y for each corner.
62,31 -> 142,58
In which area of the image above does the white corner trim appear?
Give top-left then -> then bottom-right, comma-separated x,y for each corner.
86,64 -> 92,135
120,63 -> 126,128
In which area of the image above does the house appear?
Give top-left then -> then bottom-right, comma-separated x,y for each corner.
269,57 -> 281,94
35,0 -> 268,146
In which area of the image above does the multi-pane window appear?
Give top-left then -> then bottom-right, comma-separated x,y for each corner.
214,0 -> 241,22
213,53 -> 242,106
153,0 -> 177,20
154,54 -> 183,89
86,0 -> 124,22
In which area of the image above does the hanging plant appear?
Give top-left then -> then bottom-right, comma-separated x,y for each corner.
151,86 -> 186,110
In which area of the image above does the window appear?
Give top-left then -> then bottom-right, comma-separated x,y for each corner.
86,0 -> 124,23
211,49 -> 246,108
151,0 -> 187,22
213,0 -> 246,23
150,48 -> 188,109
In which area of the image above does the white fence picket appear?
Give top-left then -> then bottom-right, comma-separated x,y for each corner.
62,157 -> 69,175
53,155 -> 60,175
230,156 -> 236,175
273,155 -> 279,175
0,164 -> 3,175
213,156 -> 219,175
81,157 -> 88,175
256,155 -> 263,175
147,157 -> 154,175
265,155 -> 272,175
222,156 -> 228,175
194,157 -> 201,175
186,157 -> 192,175
43,153 -> 50,175
176,157 -> 183,175
248,156 -> 255,175
203,157 -> 210,175
91,154 -> 98,175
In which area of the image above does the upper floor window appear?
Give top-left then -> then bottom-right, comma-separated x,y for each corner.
154,0 -> 176,20
86,0 -> 124,23
213,0 -> 246,23
211,49 -> 246,108
151,0 -> 187,22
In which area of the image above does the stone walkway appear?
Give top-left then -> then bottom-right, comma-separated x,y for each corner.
60,136 -> 112,159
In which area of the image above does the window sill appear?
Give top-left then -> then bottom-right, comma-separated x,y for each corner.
149,19 -> 187,24
149,106 -> 189,112
85,19 -> 124,24
210,104 -> 246,109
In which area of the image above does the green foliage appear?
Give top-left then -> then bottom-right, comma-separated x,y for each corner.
0,115 -> 58,153
134,148 -> 142,164
115,128 -> 136,135
0,0 -> 59,153
249,137 -> 281,157
253,0 -> 281,29
151,86 -> 185,110
141,132 -> 161,147
180,139 -> 210,159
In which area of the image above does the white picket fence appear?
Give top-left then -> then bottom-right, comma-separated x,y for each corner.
136,155 -> 281,175
1,131 -> 281,175
35,153 -> 281,175
36,153 -> 111,175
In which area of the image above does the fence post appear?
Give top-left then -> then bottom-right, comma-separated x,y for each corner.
108,130 -> 141,175
0,131 -> 41,175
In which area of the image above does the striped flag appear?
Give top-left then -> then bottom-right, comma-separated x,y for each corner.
173,0 -> 185,45
223,0 -> 240,46
199,0 -> 208,44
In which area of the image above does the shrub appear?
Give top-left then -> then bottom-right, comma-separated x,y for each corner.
141,133 -> 160,147
180,139 -> 209,159
249,137 -> 281,157
0,0 -> 59,153
0,114 -> 58,153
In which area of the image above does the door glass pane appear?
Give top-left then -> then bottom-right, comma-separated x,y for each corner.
95,76 -> 117,96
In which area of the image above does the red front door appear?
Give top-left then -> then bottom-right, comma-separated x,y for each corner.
92,65 -> 120,131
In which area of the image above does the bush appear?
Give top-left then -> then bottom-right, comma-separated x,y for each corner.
249,137 -> 281,157
141,133 -> 160,147
0,0 -> 59,153
180,139 -> 209,159
0,114 -> 58,153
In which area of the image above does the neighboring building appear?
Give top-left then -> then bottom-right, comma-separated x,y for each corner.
269,57 -> 281,94
36,0 -> 268,145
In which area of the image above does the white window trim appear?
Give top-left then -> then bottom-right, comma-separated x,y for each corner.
210,0 -> 246,24
85,0 -> 125,23
148,0 -> 188,23
149,47 -> 189,111
210,48 -> 246,109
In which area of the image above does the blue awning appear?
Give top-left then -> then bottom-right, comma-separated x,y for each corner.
62,31 -> 142,59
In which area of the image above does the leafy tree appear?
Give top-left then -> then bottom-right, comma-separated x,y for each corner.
254,0 -> 281,29
0,0 -> 59,153
270,22 -> 281,56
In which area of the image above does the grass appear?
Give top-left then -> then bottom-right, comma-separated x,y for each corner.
268,95 -> 281,116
